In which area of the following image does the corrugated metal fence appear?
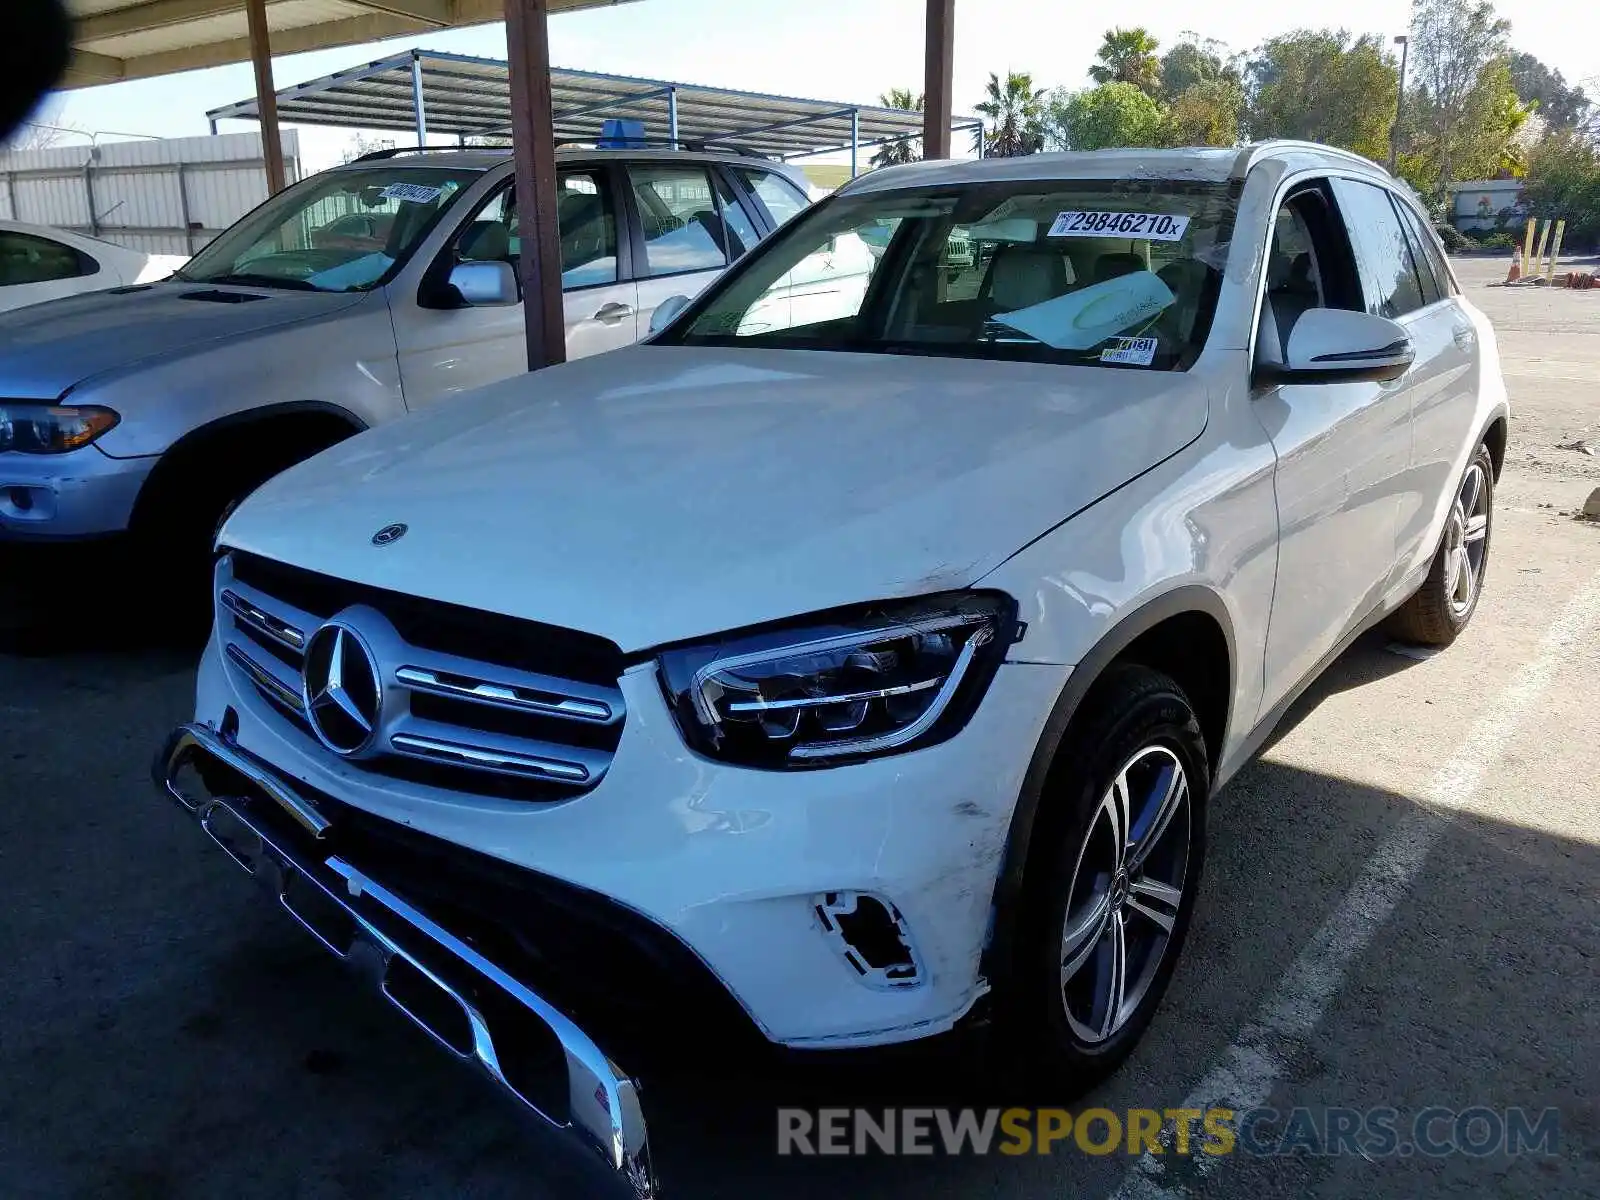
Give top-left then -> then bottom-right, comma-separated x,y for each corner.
0,131 -> 301,257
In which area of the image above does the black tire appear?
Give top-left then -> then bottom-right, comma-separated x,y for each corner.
1001,664 -> 1209,1092
1387,443 -> 1495,647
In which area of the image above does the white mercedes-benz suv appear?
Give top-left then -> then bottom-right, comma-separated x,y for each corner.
157,141 -> 1508,1197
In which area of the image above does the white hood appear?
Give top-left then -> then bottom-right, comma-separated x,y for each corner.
222,346 -> 1209,651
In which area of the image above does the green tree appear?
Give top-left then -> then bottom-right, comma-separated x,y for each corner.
975,71 -> 1047,157
1408,0 -> 1512,189
871,88 -> 923,168
1160,34 -> 1241,101
1506,52 -> 1591,130
1163,78 -> 1246,146
1522,129 -> 1600,247
1049,82 -> 1166,151
1089,28 -> 1163,97
1245,30 -> 1399,162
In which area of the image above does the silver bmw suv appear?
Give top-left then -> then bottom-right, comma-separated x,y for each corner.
0,145 -> 810,565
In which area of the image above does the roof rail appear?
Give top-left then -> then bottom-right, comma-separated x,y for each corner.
552,136 -> 769,158
351,145 -> 446,162
1232,139 -> 1387,179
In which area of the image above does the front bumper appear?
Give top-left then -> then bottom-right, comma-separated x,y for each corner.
155,723 -> 657,1200
0,445 -> 156,539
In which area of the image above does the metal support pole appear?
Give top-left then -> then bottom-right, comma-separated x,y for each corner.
850,108 -> 859,178
208,118 -> 218,136
504,0 -> 566,372
923,0 -> 954,160
176,162 -> 195,254
245,0 -> 286,194
4,173 -> 16,221
668,87 -> 678,146
1388,35 -> 1409,173
83,160 -> 99,235
411,52 -> 428,146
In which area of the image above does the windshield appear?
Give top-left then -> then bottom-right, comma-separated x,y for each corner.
663,177 -> 1240,370
177,165 -> 480,293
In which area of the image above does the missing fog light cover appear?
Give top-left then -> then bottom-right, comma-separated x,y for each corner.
815,891 -> 922,989
656,592 -> 1014,768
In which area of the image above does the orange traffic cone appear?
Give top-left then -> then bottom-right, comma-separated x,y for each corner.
1504,257 -> 1522,283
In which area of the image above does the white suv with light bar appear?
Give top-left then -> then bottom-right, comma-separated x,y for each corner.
155,141 -> 1508,1197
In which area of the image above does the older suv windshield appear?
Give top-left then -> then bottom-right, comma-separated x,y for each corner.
177,165 -> 480,293
665,177 -> 1239,370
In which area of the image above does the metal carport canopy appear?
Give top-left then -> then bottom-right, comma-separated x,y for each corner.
61,0 -> 627,88
206,49 -> 979,161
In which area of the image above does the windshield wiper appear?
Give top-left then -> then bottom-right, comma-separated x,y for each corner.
197,273 -> 321,292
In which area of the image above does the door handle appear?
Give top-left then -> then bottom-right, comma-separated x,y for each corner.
593,302 -> 634,324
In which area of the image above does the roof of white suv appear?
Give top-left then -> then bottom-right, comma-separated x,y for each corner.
840,140 -> 1391,195
332,146 -> 800,174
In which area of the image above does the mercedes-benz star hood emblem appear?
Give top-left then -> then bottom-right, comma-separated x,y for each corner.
371,523 -> 408,546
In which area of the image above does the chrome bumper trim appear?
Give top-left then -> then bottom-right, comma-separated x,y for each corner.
155,722 -> 657,1199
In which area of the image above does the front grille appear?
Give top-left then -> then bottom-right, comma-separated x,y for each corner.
217,552 -> 626,803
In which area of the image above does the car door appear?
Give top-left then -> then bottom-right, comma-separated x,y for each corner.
1386,191 -> 1482,573
627,163 -> 762,333
0,229 -> 104,312
393,167 -> 637,407
1254,178 -> 1416,714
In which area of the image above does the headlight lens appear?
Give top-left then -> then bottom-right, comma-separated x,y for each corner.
0,404 -> 120,454
658,592 -> 1014,768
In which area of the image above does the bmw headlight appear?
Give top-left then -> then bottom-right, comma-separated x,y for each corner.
0,403 -> 120,454
658,592 -> 1015,768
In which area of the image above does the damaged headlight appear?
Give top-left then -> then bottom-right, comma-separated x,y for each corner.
658,592 -> 1015,768
0,404 -> 120,454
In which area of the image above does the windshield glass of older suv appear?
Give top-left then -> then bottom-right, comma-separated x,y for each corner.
176,165 -> 477,293
667,179 -> 1238,369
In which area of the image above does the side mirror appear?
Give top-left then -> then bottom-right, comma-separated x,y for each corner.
1271,308 -> 1415,384
649,294 -> 692,335
449,260 -> 520,307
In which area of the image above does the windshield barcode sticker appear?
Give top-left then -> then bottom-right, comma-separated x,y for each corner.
1100,336 -> 1159,366
380,182 -> 444,205
1049,211 -> 1190,241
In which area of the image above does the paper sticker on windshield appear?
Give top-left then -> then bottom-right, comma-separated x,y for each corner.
380,182 -> 443,205
1048,211 -> 1190,241
1100,336 -> 1158,366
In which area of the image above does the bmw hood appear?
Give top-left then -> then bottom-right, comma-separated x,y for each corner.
0,283 -> 364,397
223,346 -> 1209,652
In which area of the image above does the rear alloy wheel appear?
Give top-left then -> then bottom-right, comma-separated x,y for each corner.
1389,443 -> 1495,646
1008,665 -> 1208,1089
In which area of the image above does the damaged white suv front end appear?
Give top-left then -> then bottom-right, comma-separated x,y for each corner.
156,142 -> 1508,1196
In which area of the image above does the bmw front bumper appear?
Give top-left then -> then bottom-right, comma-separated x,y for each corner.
0,445 -> 155,540
154,723 -> 657,1199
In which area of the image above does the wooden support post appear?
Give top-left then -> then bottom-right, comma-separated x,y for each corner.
1545,219 -> 1566,282
1521,218 -> 1536,277
922,0 -> 954,160
1532,218 -> 1552,276
504,0 -> 566,372
245,0 -> 286,194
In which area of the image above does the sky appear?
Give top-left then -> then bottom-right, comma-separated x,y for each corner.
36,0 -> 1600,171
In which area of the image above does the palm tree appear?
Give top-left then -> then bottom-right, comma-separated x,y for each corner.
871,88 -> 924,169
1089,28 -> 1163,97
974,71 -> 1047,157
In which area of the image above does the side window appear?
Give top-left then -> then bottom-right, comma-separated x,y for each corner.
0,232 -> 94,286
739,169 -> 810,228
712,173 -> 761,258
449,171 -> 618,288
1392,197 -> 1451,304
1329,178 -> 1427,319
628,165 -> 727,277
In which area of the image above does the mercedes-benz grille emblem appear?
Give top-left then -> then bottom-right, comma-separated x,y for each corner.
301,620 -> 382,756
372,523 -> 408,546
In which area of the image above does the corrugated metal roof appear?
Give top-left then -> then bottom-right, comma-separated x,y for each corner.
63,0 -> 632,87
206,49 -> 980,160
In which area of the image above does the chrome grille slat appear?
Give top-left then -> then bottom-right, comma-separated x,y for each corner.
395,665 -> 615,724
390,733 -> 593,783
221,587 -> 307,652
215,555 -> 624,801
226,642 -> 307,715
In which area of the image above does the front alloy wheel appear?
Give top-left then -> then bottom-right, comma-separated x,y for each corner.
1009,664 -> 1208,1091
1060,746 -> 1191,1044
